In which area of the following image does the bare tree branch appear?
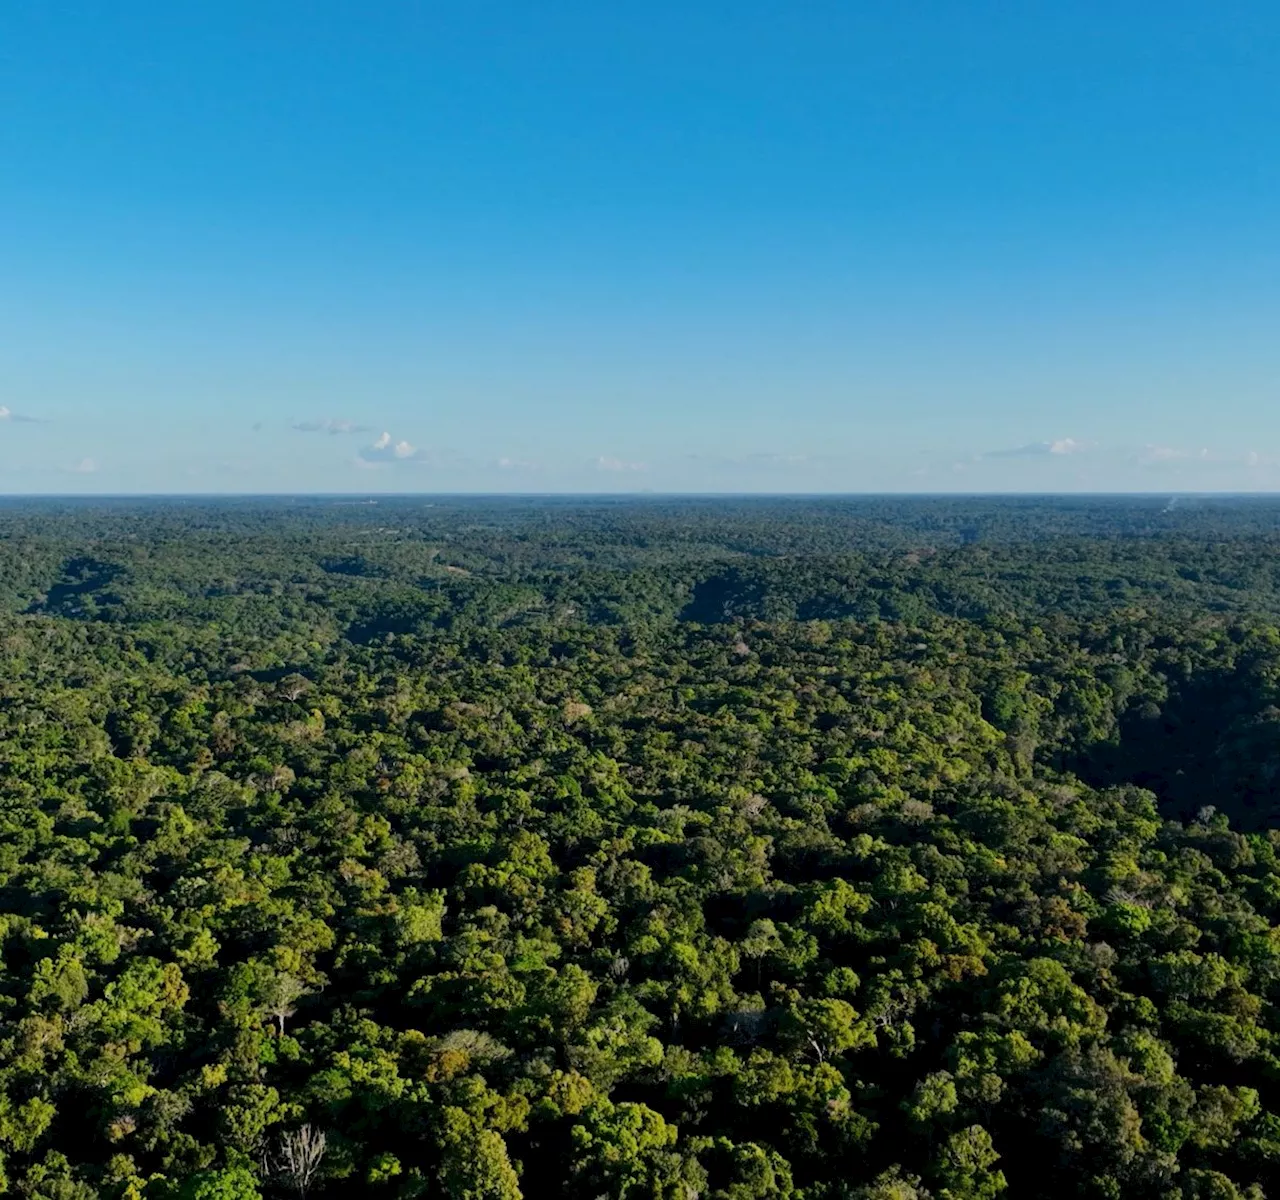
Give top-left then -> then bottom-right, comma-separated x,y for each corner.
272,1124 -> 327,1199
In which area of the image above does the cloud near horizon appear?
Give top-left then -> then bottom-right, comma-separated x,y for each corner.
1129,444 -> 1279,471
593,455 -> 647,472
356,431 -> 431,467
292,418 -> 371,435
984,437 -> 1091,458
0,406 -> 44,423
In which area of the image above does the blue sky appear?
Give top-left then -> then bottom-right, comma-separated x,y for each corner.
2,1 -> 1279,493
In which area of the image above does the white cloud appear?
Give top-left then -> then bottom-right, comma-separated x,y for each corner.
69,457 -> 96,474
985,437 -> 1091,458
683,451 -> 821,468
292,418 -> 371,434
356,431 -> 431,467
593,455 -> 647,472
759,452 -> 809,465
736,452 -> 813,469
496,456 -> 540,470
1132,444 -> 1277,471
1135,444 -> 1192,465
0,405 -> 42,423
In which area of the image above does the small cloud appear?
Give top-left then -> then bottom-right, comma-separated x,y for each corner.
1136,444 -> 1189,465
496,456 -> 540,471
984,437 -> 1091,458
745,452 -> 811,467
682,451 -> 821,469
69,457 -> 96,474
356,431 -> 431,467
0,405 -> 43,423
1132,444 -> 1275,471
593,455 -> 647,472
292,418 -> 371,434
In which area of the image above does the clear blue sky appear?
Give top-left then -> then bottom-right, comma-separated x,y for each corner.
3,1 -> 1279,493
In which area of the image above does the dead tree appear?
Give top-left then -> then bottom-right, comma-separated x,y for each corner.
273,1124 -> 326,1199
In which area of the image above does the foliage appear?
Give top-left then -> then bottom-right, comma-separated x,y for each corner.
2,496 -> 1280,1197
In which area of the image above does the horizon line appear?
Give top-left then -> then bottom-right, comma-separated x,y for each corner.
1,490 -> 1278,501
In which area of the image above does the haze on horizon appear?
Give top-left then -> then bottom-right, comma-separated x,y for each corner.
2,2 -> 1279,494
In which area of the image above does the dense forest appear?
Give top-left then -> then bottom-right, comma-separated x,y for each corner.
6,495 -> 1280,1199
